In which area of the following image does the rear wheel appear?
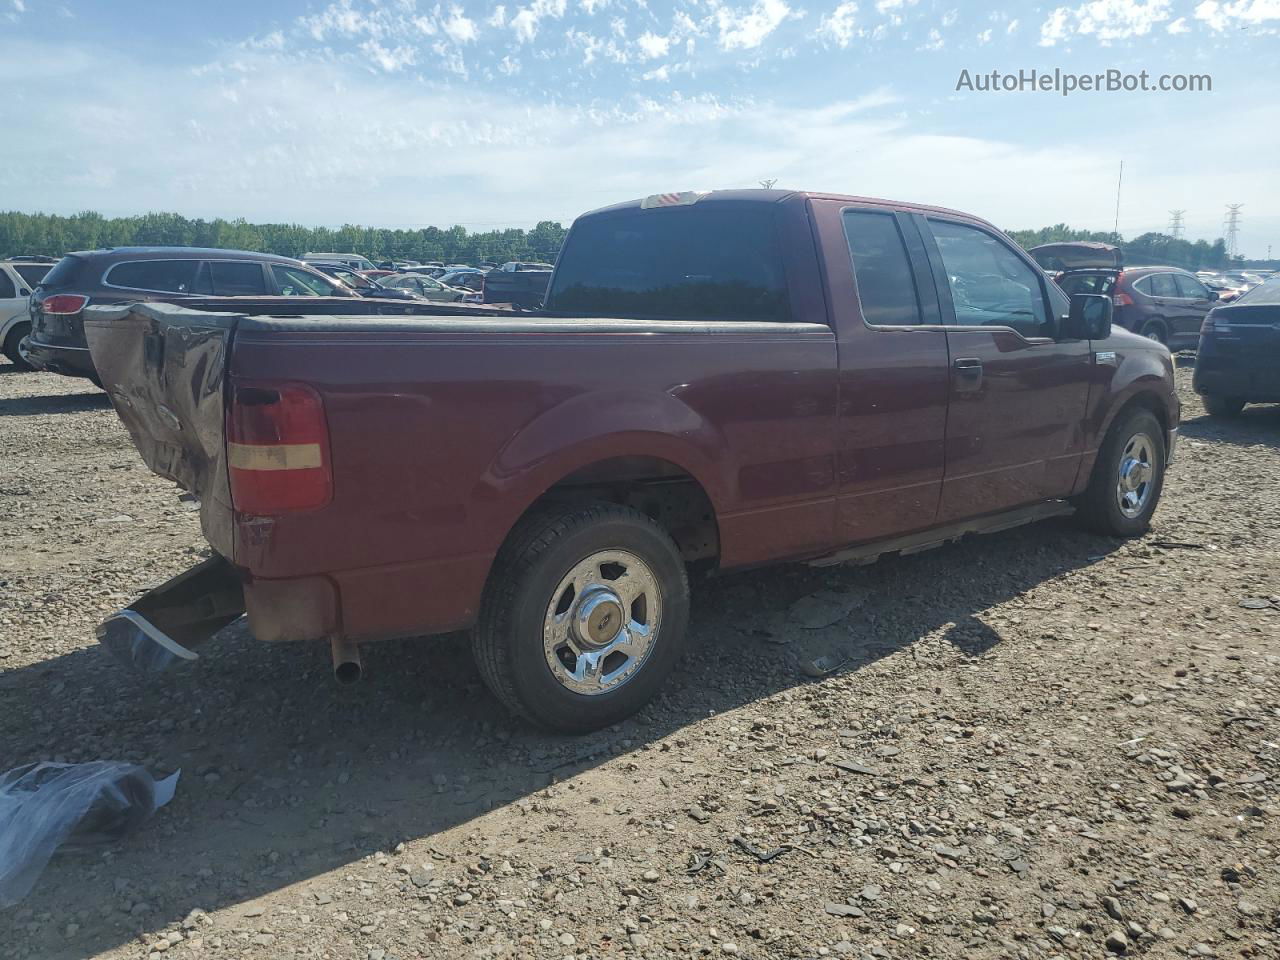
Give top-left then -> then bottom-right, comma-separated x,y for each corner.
1139,319 -> 1168,345
1074,409 -> 1165,537
1203,395 -> 1245,418
2,322 -> 34,370
473,502 -> 690,733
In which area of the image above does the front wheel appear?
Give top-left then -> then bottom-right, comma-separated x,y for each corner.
3,322 -> 34,370
1203,395 -> 1245,418
473,502 -> 690,733
1139,320 -> 1168,345
1074,409 -> 1166,537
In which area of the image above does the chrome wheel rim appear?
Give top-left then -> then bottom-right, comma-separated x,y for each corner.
1116,432 -> 1156,519
542,550 -> 661,696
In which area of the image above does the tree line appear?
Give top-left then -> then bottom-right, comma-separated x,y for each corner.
0,209 -> 1248,271
0,211 -> 569,265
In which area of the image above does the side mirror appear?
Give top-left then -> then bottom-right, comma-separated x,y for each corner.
1062,293 -> 1112,340
1207,290 -> 1219,302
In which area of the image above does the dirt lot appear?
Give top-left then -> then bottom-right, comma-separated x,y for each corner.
1,359 -> 1277,960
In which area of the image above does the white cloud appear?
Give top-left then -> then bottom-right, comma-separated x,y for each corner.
1007,18 -> 1019,33
636,31 -> 671,58
1195,0 -> 1280,31
488,5 -> 507,27
920,27 -> 944,49
1166,15 -> 1190,31
874,0 -> 917,24
976,27 -> 992,43
643,64 -> 671,81
361,39 -> 416,71
443,8 -> 478,43
580,0 -> 609,12
714,0 -> 794,50
941,9 -> 958,27
1039,0 -> 1173,46
13,0 -> 27,13
509,0 -> 568,43
818,2 -> 860,47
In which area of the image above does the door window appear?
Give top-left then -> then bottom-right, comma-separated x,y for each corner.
106,259 -> 199,293
928,220 -> 1051,337
842,210 -> 925,326
1174,273 -> 1209,299
1149,273 -> 1178,298
209,261 -> 268,296
0,270 -> 14,299
14,264 -> 51,288
272,265 -> 338,296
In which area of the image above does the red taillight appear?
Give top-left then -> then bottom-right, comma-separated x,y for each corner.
41,294 -> 89,315
1113,292 -> 1134,308
227,382 -> 332,515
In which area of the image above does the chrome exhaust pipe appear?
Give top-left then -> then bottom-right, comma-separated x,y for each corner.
330,635 -> 363,684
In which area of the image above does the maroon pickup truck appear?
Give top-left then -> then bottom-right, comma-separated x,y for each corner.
86,189 -> 1178,733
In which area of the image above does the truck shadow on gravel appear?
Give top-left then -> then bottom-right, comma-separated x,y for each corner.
0,391 -> 110,417
4,519 -> 1118,959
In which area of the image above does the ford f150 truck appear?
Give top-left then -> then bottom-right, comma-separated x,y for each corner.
86,190 -> 1179,733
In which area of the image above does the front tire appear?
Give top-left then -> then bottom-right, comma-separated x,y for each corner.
1203,395 -> 1245,418
1074,409 -> 1166,537
3,323 -> 34,370
473,502 -> 690,733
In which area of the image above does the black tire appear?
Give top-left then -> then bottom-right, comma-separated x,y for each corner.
1138,319 -> 1168,345
473,502 -> 690,733
1074,409 -> 1166,537
2,323 -> 34,370
1203,395 -> 1245,418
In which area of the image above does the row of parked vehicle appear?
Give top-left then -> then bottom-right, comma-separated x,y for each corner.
298,253 -> 555,310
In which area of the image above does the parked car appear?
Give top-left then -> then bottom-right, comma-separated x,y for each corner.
311,264 -> 423,301
19,247 -> 430,383
1200,278 -> 1243,303
302,252 -> 376,272
437,268 -> 485,294
87,189 -> 1176,733
497,261 -> 555,272
1193,275 -> 1280,417
380,272 -> 475,302
1030,243 -> 1217,349
1,258 -> 54,368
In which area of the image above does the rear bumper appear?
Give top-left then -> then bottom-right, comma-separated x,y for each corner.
1194,355 -> 1280,401
20,336 -> 99,380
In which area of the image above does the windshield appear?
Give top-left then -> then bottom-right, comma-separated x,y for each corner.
1235,277 -> 1280,305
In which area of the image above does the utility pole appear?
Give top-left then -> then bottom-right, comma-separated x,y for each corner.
1113,160 -> 1123,238
759,179 -> 778,190
1224,203 -> 1244,260
1168,209 -> 1185,240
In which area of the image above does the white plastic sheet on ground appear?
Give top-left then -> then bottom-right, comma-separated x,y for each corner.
0,762 -> 179,908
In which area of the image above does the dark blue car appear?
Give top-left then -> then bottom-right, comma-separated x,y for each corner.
1193,276 -> 1280,417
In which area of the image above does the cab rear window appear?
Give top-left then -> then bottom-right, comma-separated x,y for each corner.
548,204 -> 790,322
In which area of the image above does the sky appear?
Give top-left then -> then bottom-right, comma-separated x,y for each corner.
2,0 -> 1278,255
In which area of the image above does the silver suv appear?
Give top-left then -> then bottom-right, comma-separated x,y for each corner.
1,258 -> 55,369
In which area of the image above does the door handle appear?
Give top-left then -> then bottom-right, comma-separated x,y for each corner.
953,357 -> 983,392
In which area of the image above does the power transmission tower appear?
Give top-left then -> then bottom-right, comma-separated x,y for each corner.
1224,203 -> 1244,259
759,179 -> 778,190
1168,209 -> 1185,239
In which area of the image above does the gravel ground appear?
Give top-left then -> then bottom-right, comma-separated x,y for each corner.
1,359 -> 1277,960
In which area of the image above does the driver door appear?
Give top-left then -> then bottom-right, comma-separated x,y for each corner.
913,215 -> 1093,520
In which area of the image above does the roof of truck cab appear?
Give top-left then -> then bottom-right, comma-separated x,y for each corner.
580,189 -> 986,224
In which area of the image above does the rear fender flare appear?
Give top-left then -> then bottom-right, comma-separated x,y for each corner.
473,389 -> 730,552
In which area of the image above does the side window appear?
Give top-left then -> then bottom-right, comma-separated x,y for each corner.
209,262 -> 268,296
421,278 -> 442,290
0,270 -> 15,299
1174,274 -> 1208,299
1149,273 -> 1178,298
842,210 -> 924,326
106,259 -> 198,293
14,264 -> 51,288
1133,276 -> 1154,295
929,220 -> 1050,336
272,265 -> 336,297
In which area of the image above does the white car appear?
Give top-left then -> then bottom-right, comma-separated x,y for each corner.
2,258 -> 55,369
